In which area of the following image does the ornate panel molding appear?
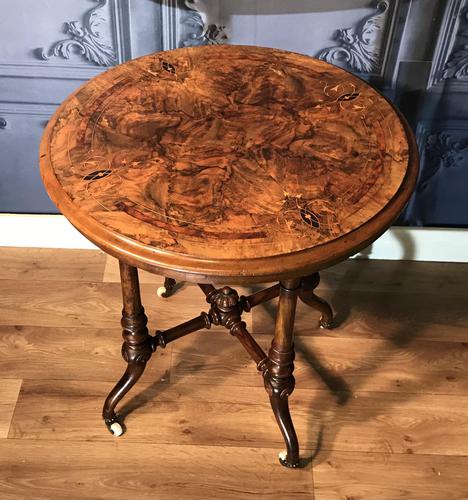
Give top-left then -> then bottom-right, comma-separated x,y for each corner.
162,0 -> 180,51
418,129 -> 468,191
316,0 -> 392,75
0,0 -> 137,80
442,6 -> 468,80
161,0 -> 227,50
180,0 -> 227,47
0,62 -> 103,80
428,0 -> 468,89
404,121 -> 468,226
0,102 -> 58,116
416,120 -> 468,192
37,0 -> 117,66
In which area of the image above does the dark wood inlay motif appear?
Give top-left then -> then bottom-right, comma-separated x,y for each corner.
161,61 -> 176,74
83,169 -> 112,181
337,91 -> 360,102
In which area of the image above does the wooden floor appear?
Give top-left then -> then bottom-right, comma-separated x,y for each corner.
1,248 -> 468,499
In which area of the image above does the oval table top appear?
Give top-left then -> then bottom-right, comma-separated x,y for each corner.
40,45 -> 419,284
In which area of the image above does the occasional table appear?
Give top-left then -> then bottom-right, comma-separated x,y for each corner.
40,45 -> 418,468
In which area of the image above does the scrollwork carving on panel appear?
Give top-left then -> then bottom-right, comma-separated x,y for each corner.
316,0 -> 391,74
37,0 -> 117,67
180,0 -> 227,47
418,131 -> 468,192
442,7 -> 468,80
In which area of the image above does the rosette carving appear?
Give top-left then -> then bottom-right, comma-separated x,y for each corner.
206,287 -> 246,336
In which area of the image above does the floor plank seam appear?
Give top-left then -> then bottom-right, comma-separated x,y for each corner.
6,377 -> 468,398
4,379 -> 22,440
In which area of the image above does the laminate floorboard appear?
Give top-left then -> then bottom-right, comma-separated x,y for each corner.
0,379 -> 22,438
0,440 -> 313,500
253,288 -> 468,341
313,451 -> 468,500
171,332 -> 468,395
10,380 -> 468,456
0,325 -> 171,383
0,280 -> 252,331
0,247 -> 106,282
1,249 -> 468,499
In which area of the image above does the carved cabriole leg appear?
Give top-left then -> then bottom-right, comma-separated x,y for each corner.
264,278 -> 301,468
102,261 -> 153,436
299,272 -> 334,329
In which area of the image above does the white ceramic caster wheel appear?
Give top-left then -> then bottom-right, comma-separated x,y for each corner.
157,286 -> 167,298
109,422 -> 123,437
278,450 -> 301,468
319,320 -> 333,330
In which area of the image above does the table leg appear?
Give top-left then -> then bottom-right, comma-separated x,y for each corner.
157,277 -> 177,298
299,272 -> 334,329
264,278 -> 301,468
102,261 -> 154,436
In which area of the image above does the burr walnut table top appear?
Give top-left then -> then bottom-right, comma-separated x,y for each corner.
40,45 -> 418,284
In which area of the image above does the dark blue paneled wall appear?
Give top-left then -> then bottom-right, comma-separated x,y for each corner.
1,0 -> 467,228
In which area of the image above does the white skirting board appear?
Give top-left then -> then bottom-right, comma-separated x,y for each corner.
0,214 -> 467,263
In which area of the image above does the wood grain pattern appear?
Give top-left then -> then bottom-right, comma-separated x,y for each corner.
1,250 -> 468,498
0,280 -> 252,331
40,45 -> 418,283
10,379 -> 468,456
0,379 -> 22,438
0,440 -> 313,500
3,324 -> 466,395
0,248 -> 105,282
103,255 -> 164,284
316,259 -> 468,295
170,332 -> 468,396
313,452 -> 468,500
105,252 -> 468,295
0,280 -> 123,328
253,288 -> 468,340
9,380 -> 299,446
0,326 -> 171,383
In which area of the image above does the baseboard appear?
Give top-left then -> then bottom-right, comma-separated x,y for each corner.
0,214 -> 96,250
0,214 -> 467,262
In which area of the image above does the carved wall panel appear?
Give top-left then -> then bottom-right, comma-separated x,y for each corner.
0,0 -> 163,213
161,0 -> 226,50
0,0 -> 163,81
428,0 -> 468,90
38,0 -> 118,67
1,0 -> 122,81
1,0 -> 467,227
404,122 -> 468,226
316,0 -> 393,75
215,0 -> 408,87
0,106 -> 58,213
